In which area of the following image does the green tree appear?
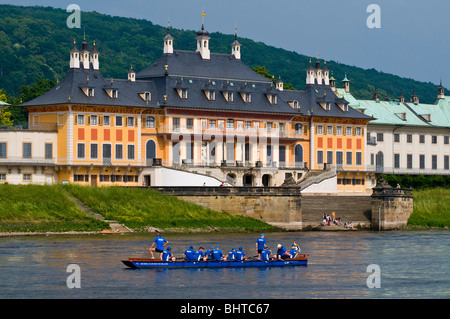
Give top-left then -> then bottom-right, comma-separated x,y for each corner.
19,77 -> 55,103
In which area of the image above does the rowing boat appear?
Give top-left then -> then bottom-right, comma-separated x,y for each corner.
122,256 -> 308,269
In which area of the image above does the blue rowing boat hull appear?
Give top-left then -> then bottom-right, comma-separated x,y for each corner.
122,257 -> 307,269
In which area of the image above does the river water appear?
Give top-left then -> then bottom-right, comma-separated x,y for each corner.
0,230 -> 448,299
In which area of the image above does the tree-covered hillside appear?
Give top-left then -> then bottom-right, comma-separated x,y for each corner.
0,4 -> 446,104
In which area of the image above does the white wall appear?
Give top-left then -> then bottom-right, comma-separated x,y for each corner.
142,167 -> 222,186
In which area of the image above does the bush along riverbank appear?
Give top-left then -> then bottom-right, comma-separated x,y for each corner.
0,184 -> 277,235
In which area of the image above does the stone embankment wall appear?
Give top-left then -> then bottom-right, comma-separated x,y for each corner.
153,187 -> 302,231
150,181 -> 413,231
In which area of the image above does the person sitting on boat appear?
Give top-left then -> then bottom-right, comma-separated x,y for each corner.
276,244 -> 290,260
289,245 -> 298,258
236,246 -> 246,261
184,245 -> 196,261
213,246 -> 226,261
205,247 -> 215,260
261,245 -> 272,261
228,247 -> 237,260
256,233 -> 266,260
162,246 -> 175,262
195,247 -> 206,261
149,232 -> 168,259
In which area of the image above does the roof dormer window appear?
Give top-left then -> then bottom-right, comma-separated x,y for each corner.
225,92 -> 234,102
267,94 -> 277,105
205,90 -> 216,101
177,88 -> 188,99
87,88 -> 94,97
112,89 -> 119,99
289,100 -> 299,109
339,103 -> 349,112
241,92 -> 251,103
140,92 -> 151,102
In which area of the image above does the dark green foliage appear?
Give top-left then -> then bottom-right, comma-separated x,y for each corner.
0,4 -> 445,104
382,174 -> 450,190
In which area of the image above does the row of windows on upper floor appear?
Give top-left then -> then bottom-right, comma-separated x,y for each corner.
72,114 -> 365,137
373,132 -> 450,144
169,117 -> 308,134
0,142 -> 53,159
316,124 -> 364,137
370,153 -> 450,170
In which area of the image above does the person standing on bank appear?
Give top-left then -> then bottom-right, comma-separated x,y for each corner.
256,233 -> 266,260
149,232 -> 168,259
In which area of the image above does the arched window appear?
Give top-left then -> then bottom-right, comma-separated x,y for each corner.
146,140 -> 156,162
295,144 -> 303,165
376,151 -> 384,173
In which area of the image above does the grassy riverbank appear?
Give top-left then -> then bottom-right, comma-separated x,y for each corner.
0,184 -> 276,234
0,184 -> 109,233
0,184 -> 448,234
408,188 -> 450,229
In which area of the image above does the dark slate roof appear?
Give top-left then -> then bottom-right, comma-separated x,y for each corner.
20,48 -> 372,121
20,65 -> 161,109
279,84 -> 373,120
136,50 -> 271,83
161,76 -> 297,114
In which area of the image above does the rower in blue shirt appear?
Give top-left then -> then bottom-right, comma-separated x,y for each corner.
256,233 -> 266,260
195,247 -> 205,261
162,246 -> 175,262
228,247 -> 237,260
276,244 -> 290,260
149,232 -> 168,259
205,247 -> 214,260
212,246 -> 225,261
261,245 -> 272,261
236,246 -> 246,261
289,245 -> 298,258
184,245 -> 196,261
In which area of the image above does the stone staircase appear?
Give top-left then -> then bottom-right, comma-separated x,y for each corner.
301,195 -> 372,230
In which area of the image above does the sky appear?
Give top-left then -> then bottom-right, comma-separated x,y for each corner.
1,0 -> 449,87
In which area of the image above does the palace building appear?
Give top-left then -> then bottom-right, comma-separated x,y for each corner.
2,16 -> 447,192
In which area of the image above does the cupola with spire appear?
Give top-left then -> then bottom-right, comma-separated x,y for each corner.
231,27 -> 241,60
276,76 -> 284,91
80,30 -> 90,69
164,19 -> 174,54
437,80 -> 445,100
342,73 -> 350,93
314,57 -> 323,85
128,65 -> 136,82
195,11 -> 211,60
410,90 -> 419,104
306,59 -> 315,85
90,41 -> 99,70
70,39 -> 80,69
329,71 -> 336,91
322,61 -> 330,86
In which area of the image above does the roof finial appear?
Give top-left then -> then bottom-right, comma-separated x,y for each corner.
201,10 -> 207,30
83,26 -> 86,41
167,16 -> 170,33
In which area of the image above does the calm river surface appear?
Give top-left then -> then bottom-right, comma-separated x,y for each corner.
0,230 -> 448,299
